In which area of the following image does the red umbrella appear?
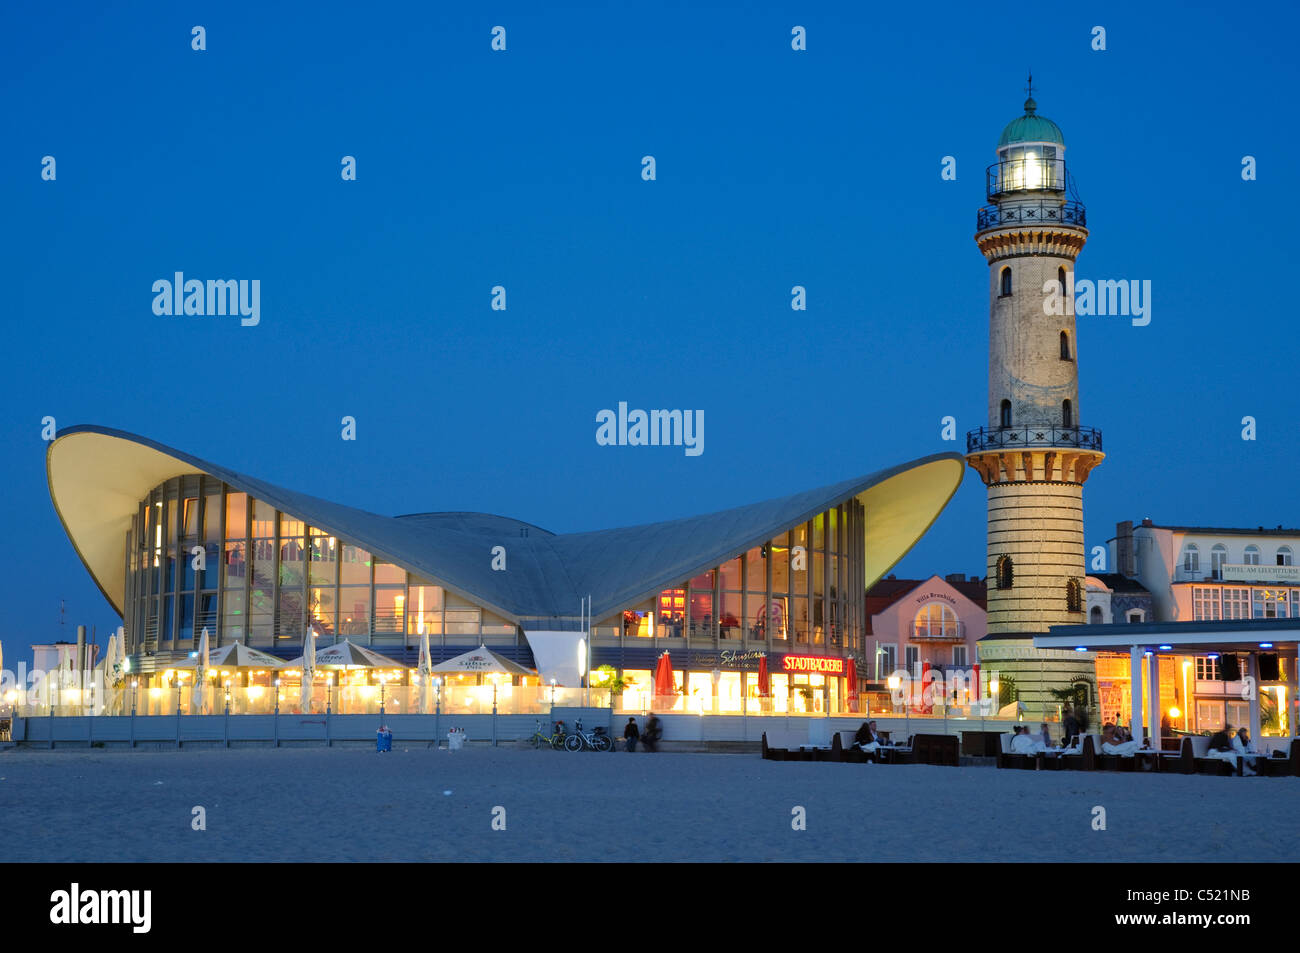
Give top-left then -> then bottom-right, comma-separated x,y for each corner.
845,658 -> 858,713
972,663 -> 981,706
757,655 -> 770,696
920,660 -> 932,713
653,652 -> 675,699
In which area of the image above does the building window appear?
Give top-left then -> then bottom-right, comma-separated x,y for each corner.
996,555 -> 1013,589
1193,587 -> 1221,621
1253,588 -> 1287,619
952,644 -> 968,667
1211,545 -> 1227,580
1066,578 -> 1083,613
1223,587 -> 1250,619
1126,609 -> 1144,623
1244,546 -> 1261,566
1195,656 -> 1221,680
1059,330 -> 1071,361
1089,606 -> 1102,623
1278,547 -> 1293,567
913,602 -> 959,639
876,643 -> 896,680
1000,400 -> 1012,428
1000,266 -> 1012,296
1062,399 -> 1073,428
904,645 -> 920,674
1183,545 -> 1199,573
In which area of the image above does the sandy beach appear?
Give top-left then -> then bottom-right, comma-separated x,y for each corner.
1,746 -> 1293,862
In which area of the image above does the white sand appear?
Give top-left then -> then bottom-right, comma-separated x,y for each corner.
1,747 -> 1293,862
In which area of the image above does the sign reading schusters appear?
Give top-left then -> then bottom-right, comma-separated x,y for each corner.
781,655 -> 845,675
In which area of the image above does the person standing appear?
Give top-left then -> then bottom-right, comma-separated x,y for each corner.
1062,705 -> 1079,748
642,713 -> 662,752
623,717 -> 640,752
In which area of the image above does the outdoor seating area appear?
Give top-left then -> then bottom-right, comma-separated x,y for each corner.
760,729 -> 922,765
993,730 -> 1300,777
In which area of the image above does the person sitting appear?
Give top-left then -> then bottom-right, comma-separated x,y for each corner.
1038,722 -> 1053,748
854,721 -> 883,759
1010,726 -> 1047,755
1233,727 -> 1259,776
1061,705 -> 1079,748
1204,724 -> 1242,771
1100,722 -> 1143,756
868,720 -> 888,745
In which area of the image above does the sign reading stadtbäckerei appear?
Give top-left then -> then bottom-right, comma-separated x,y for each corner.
1220,564 -> 1300,583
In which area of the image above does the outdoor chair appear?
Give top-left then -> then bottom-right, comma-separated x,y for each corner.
1258,739 -> 1299,777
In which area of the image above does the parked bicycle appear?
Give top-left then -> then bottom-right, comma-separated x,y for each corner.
525,719 -> 567,750
564,718 -> 614,752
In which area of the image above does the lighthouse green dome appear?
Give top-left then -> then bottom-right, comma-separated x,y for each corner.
998,97 -> 1065,148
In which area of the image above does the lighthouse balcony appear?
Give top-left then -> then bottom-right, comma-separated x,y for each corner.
976,199 -> 1086,231
966,425 -> 1102,454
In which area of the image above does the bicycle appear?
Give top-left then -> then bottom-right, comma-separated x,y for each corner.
525,719 -> 566,750
564,718 -> 613,752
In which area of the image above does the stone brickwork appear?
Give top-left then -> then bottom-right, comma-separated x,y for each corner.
985,481 -> 1086,632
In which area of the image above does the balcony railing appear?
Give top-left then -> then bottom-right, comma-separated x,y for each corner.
986,157 -> 1067,199
977,200 -> 1086,231
966,425 -> 1103,453
911,620 -> 966,641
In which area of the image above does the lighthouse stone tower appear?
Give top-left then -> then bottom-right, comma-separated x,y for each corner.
966,90 -> 1104,636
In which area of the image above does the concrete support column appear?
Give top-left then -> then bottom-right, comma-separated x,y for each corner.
1129,645 -> 1143,743
1246,653 -> 1262,743
1145,652 -> 1160,748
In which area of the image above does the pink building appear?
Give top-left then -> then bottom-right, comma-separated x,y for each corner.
866,574 -> 987,690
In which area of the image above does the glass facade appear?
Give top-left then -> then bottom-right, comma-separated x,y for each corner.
594,498 -> 867,658
122,475 -> 518,657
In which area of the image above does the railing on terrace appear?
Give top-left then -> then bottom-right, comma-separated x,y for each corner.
976,199 -> 1086,231
966,425 -> 1103,453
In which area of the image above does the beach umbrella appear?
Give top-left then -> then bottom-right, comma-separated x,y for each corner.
300,629 -> 317,712
430,644 -> 535,676
757,654 -> 770,696
972,663 -> 981,705
653,652 -> 675,700
418,629 -> 433,715
179,641 -> 284,671
192,627 -> 210,714
845,657 -> 858,713
920,660 -> 932,713
290,638 -> 402,670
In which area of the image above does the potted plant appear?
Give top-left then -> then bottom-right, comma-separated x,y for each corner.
593,664 -> 628,708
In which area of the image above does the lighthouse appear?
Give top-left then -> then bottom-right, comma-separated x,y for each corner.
966,82 -> 1105,637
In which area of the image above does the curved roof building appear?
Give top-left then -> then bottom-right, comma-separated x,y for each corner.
48,426 -> 964,695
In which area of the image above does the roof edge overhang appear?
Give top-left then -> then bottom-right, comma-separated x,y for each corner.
45,426 -> 522,623
586,452 -> 966,620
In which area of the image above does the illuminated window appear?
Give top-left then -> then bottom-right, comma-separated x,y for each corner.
996,555 -> 1013,589
1195,656 -> 1221,680
913,602 -> 958,639
1066,579 -> 1083,612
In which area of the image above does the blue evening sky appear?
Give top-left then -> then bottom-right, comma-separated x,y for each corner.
3,1 -> 1297,666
